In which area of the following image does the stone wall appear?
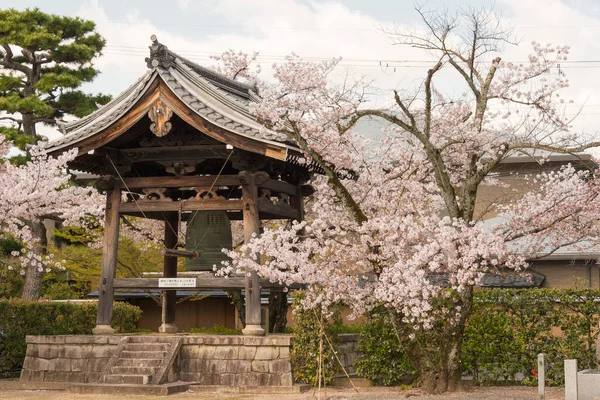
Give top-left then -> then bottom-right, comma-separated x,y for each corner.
20,335 -> 119,383
20,334 -> 293,387
180,335 -> 292,386
337,334 -> 360,376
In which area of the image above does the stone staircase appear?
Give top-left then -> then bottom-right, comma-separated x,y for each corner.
100,336 -> 182,385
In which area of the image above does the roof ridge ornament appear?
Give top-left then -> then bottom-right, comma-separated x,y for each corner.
145,35 -> 175,69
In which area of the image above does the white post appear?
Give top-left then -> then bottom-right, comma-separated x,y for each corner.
538,353 -> 545,400
564,359 -> 578,400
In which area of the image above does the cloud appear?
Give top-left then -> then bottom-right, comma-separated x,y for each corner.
71,0 -> 600,138
177,0 -> 192,10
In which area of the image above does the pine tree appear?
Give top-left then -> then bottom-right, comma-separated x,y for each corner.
0,8 -> 110,299
0,8 -> 109,141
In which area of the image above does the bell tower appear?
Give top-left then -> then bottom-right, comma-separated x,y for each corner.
43,36 -> 315,336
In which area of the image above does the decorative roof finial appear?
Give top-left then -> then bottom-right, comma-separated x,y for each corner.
145,34 -> 175,69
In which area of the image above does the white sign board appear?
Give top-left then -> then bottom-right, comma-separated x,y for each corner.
158,278 -> 196,288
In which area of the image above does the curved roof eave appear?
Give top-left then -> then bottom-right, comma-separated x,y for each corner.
43,68 -> 304,160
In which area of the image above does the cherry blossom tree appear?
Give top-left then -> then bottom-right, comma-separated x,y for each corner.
0,138 -> 166,299
0,137 -> 105,298
220,7 -> 600,393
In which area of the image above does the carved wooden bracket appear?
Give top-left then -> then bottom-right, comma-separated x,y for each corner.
148,99 -> 173,137
191,188 -> 225,201
140,187 -> 171,202
238,171 -> 269,186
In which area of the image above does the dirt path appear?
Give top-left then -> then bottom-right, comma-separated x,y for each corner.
0,386 -> 565,400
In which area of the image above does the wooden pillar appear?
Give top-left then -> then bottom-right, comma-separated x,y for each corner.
159,212 -> 178,333
239,171 -> 269,336
93,183 -> 121,335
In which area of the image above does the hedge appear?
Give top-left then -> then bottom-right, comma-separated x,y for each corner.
463,288 -> 600,385
0,299 -> 142,377
354,288 -> 600,386
290,292 -> 342,386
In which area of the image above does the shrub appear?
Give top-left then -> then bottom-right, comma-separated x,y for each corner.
184,325 -> 242,335
41,282 -> 83,300
0,299 -> 141,377
463,288 -> 600,386
291,291 -> 342,386
354,308 -> 415,386
355,288 -> 600,386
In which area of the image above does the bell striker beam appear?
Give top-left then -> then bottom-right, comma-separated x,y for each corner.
93,179 -> 121,335
239,170 -> 269,336
159,212 -> 179,333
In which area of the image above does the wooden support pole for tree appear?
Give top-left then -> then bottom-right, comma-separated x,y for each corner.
93,184 -> 121,335
239,171 -> 268,336
159,212 -> 179,333
538,353 -> 545,400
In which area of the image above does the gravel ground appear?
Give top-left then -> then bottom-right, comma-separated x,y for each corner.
0,386 -> 566,400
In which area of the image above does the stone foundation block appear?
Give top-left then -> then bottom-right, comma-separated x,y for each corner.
214,346 -> 239,359
239,346 -> 257,360
251,360 -> 270,373
269,359 -> 291,374
71,359 -> 87,372
255,346 -> 278,360
181,345 -> 216,359
278,347 -> 290,359
225,360 -> 252,373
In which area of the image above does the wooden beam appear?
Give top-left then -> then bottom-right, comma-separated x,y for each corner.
113,277 -> 298,290
257,201 -> 301,220
93,186 -> 121,335
239,170 -> 265,336
120,210 -> 244,221
119,175 -> 241,189
119,199 -> 244,213
160,212 -> 178,333
259,179 -> 298,196
118,145 -> 231,163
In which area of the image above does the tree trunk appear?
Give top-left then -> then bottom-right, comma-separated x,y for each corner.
268,290 -> 288,333
227,289 -> 245,326
22,220 -> 47,299
391,286 -> 474,394
417,334 -> 464,393
21,112 -> 37,137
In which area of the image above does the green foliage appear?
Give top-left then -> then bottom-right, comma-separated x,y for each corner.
55,90 -> 111,118
0,126 -> 40,152
290,292 -> 342,386
0,267 -> 23,299
0,299 -> 141,376
41,282 -> 83,300
354,288 -> 600,387
463,288 -> 600,386
51,222 -> 163,295
354,308 -> 415,386
184,325 -> 242,335
0,8 -> 110,139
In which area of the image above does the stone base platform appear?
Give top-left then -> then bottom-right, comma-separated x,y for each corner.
70,382 -> 191,395
20,334 -> 293,387
190,384 -> 311,393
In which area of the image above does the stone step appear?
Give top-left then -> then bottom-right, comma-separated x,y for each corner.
111,366 -> 157,376
115,358 -> 162,368
103,374 -> 152,385
120,350 -> 167,359
123,343 -> 170,352
69,382 -> 190,396
128,336 -> 176,344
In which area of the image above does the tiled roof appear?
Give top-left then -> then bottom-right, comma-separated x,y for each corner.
44,39 -> 303,162
428,271 -> 546,288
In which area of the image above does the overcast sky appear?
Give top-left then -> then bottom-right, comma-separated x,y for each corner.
3,0 -> 600,140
